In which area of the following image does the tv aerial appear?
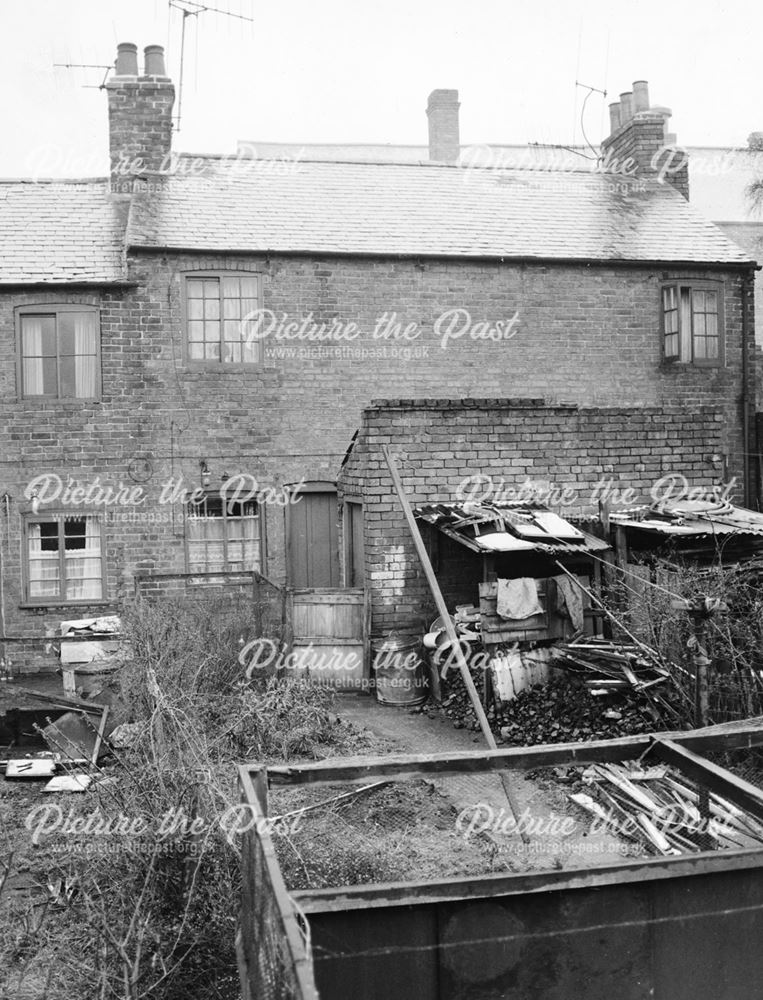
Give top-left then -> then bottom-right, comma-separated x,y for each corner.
168,0 -> 255,132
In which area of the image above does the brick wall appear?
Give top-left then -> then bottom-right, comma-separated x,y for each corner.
337,399 -> 727,635
601,113 -> 690,199
0,253 -> 751,668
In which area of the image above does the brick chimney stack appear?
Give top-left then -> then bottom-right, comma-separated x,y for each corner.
427,89 -> 460,163
106,43 -> 175,194
602,80 -> 689,200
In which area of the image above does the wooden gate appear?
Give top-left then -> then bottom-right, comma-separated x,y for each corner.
286,588 -> 368,690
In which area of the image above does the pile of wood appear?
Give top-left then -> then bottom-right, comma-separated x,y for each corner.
551,637 -> 682,722
569,761 -> 763,856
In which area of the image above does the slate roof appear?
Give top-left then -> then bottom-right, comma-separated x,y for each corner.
0,180 -> 127,284
0,159 -> 756,285
126,158 -> 756,264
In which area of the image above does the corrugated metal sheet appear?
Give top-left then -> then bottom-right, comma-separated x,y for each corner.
414,501 -> 610,556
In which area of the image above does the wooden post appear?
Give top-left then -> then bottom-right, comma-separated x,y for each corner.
670,596 -> 727,729
382,446 -> 528,841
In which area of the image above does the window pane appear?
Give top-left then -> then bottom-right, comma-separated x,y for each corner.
188,298 -> 204,320
203,279 -> 219,298
22,358 -> 47,396
188,320 -> 204,342
223,297 -> 241,320
58,312 -> 96,355
189,342 -> 204,360
29,557 -> 60,597
187,279 -> 205,298
21,315 -> 56,356
221,277 -> 241,299
205,342 -> 220,360
27,521 -> 61,599
679,289 -> 692,362
204,299 -> 220,320
204,320 -> 221,345
59,356 -> 77,397
224,342 -> 242,364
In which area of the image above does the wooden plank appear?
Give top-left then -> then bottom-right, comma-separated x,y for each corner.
652,739 -> 763,824
292,847 -> 763,914
237,767 -> 320,999
382,446 -> 529,843
263,721 -> 763,786
11,685 -> 106,714
382,446 -> 496,748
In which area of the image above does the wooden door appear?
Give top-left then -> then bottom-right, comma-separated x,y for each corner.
286,486 -> 340,589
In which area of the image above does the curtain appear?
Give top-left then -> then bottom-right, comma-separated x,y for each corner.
21,317 -> 44,396
27,522 -> 60,598
64,517 -> 102,600
227,512 -> 260,571
187,511 -> 225,572
74,313 -> 97,397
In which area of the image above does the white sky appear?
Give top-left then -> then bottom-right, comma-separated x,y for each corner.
0,0 -> 760,178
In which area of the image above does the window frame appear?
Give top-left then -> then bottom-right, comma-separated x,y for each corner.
181,271 -> 264,368
15,304 -> 102,401
21,512 -> 107,607
660,279 -> 725,369
183,489 -> 265,574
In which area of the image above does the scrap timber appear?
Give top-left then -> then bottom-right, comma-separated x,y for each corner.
239,718 -> 763,1000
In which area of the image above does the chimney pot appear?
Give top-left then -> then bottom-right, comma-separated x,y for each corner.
632,80 -> 650,113
619,91 -> 634,124
427,89 -> 460,163
608,102 -> 622,133
115,42 -> 139,77
143,45 -> 167,77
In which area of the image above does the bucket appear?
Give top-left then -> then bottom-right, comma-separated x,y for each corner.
371,633 -> 428,707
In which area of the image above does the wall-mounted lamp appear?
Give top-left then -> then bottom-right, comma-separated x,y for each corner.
199,460 -> 211,489
30,489 -> 40,515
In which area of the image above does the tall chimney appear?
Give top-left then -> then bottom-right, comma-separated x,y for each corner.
427,89 -> 460,163
106,43 -> 175,193
601,80 -> 689,200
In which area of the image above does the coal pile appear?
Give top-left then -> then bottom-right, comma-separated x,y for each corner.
441,673 -> 677,745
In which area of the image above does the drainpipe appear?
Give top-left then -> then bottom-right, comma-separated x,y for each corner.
742,270 -> 754,507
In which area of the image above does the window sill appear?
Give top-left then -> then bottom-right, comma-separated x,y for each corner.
18,398 -> 102,404
19,600 -> 114,610
185,361 -> 264,370
660,360 -> 723,370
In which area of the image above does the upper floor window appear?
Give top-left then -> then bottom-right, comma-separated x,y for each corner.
661,282 -> 723,366
184,274 -> 261,364
17,306 -> 99,399
186,493 -> 262,572
24,514 -> 104,604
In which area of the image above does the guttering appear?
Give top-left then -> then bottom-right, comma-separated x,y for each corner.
0,280 -> 140,289
125,245 -> 758,270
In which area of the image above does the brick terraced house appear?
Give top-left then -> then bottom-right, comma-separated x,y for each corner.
0,43 -> 757,673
